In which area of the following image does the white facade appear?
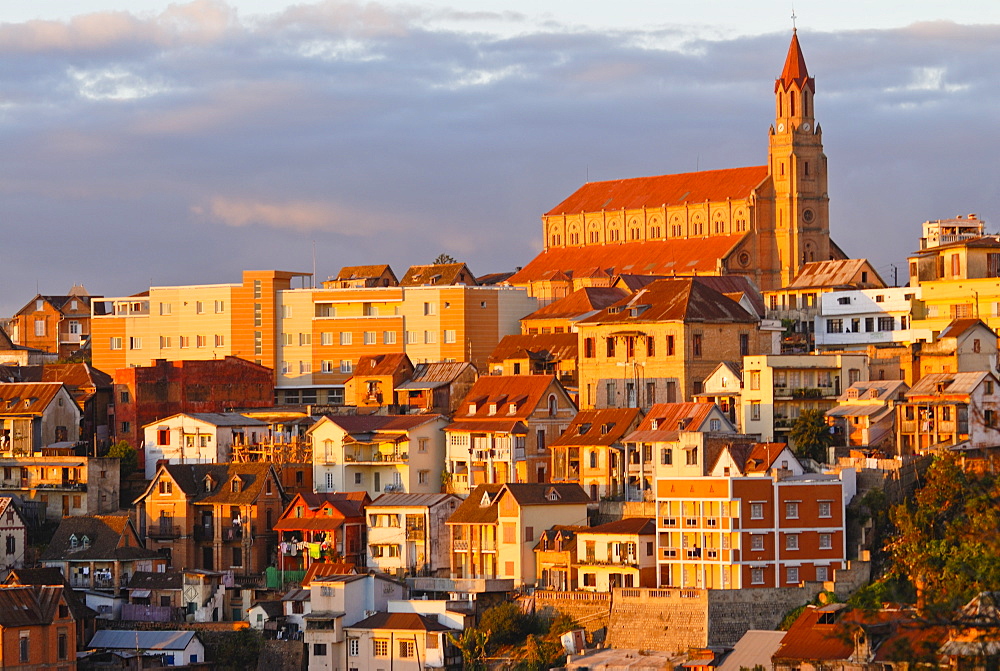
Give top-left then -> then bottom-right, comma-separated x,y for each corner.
366,494 -> 461,576
142,413 -> 266,479
0,498 -> 27,572
814,287 -> 929,350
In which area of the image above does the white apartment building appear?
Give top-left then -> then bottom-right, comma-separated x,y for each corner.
814,287 -> 929,350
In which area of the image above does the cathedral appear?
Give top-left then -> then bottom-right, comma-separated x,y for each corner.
508,31 -> 845,304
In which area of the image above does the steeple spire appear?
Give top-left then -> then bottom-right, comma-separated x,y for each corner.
776,30 -> 813,93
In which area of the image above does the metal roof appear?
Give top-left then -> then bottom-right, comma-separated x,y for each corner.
89,630 -> 197,651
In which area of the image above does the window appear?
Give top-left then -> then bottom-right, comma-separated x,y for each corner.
584,338 -> 595,358
660,448 -> 672,465
121,421 -> 131,434
399,640 -> 415,658
418,470 -> 428,485
424,330 -> 437,344
215,335 -> 225,347
710,419 -> 721,431
364,331 -> 376,345
606,338 -> 615,357
300,333 -> 312,346
129,337 -> 142,350
58,630 -> 68,660
299,361 -> 311,374
606,381 -> 616,405
786,534 -> 799,550
340,360 -> 353,373
685,449 -> 698,466
666,335 -> 675,356
195,301 -> 205,314
693,333 -> 703,357
321,332 -> 333,346
6,534 -> 16,555
215,300 -> 225,313
785,502 -> 799,519
877,316 -> 895,331
322,360 -> 334,373
383,331 -> 397,345
525,526 -> 534,542
282,305 -> 292,319
348,638 -> 360,656
34,319 -> 46,337
750,402 -> 761,421
19,631 -> 29,663
751,535 -> 764,550
826,319 -> 843,333
816,566 -> 829,581
312,643 -> 327,656
110,336 -> 123,350
750,502 -> 764,520
818,501 -> 832,518
739,333 -> 750,357
444,330 -> 457,344
423,302 -> 436,315
254,303 -> 263,327
819,533 -> 833,549
340,332 -> 352,345
196,335 -> 207,348
786,567 -> 799,584
373,639 -> 389,657
751,567 -> 764,584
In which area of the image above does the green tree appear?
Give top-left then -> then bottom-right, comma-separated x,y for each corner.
106,441 -> 137,480
788,409 -> 833,463
433,253 -> 457,265
210,629 -> 263,671
887,456 -> 1000,615
478,601 -> 536,649
448,628 -> 489,671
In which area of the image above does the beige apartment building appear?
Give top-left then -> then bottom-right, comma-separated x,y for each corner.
92,270 -> 535,407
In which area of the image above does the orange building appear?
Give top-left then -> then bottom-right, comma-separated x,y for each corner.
0,585 -> 77,670
274,491 -> 369,570
9,287 -> 97,359
549,408 -> 643,500
508,31 -> 844,304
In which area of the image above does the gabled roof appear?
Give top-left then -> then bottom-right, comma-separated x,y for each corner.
743,443 -> 796,474
273,492 -> 367,530
446,484 -> 504,525
128,571 -> 184,591
772,604 -> 853,663
717,630 -> 787,671
335,264 -> 396,283
15,292 -> 94,317
396,362 -> 475,391
507,236 -> 748,285
835,380 -> 908,402
347,611 -> 452,632
15,363 -> 113,391
399,263 -> 477,286
0,585 -> 67,627
549,408 -> 643,447
147,412 -> 268,429
0,382 -> 70,417
939,318 -> 995,340
4,569 -> 96,620
476,271 -> 516,285
148,463 -> 280,506
310,413 -> 445,436
785,259 -> 885,290
302,562 -> 358,586
447,375 -> 572,428
368,493 -> 460,508
351,353 -> 412,377
521,287 -> 629,322
544,166 -> 767,215
578,279 -> 757,325
488,333 -> 578,364
580,517 -> 656,536
625,403 -> 729,443
906,372 -> 994,398
500,483 -> 591,506
40,514 -> 158,562
533,524 -> 585,552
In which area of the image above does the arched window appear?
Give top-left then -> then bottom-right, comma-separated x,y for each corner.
547,395 -> 558,417
589,451 -> 598,468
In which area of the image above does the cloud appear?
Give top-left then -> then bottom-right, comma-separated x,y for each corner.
0,3 -> 999,315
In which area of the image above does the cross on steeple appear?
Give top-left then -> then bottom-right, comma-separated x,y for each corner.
791,5 -> 797,31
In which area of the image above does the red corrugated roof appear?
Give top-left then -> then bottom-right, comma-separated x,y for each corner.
522,287 -> 629,321
508,236 -> 746,285
545,166 -> 767,215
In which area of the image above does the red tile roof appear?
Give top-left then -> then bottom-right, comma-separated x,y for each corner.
624,403 -> 720,443
351,353 -> 412,377
521,287 -> 629,322
550,408 -> 643,447
400,263 -> 477,286
314,414 -> 444,434
544,166 -> 767,215
488,333 -> 578,364
0,382 -> 69,416
785,259 -> 884,290
579,279 -> 757,325
508,236 -> 747,285
335,265 -> 395,281
773,605 -> 854,663
453,375 -> 567,421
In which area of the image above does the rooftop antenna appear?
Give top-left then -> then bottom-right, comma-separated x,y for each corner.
311,241 -> 317,288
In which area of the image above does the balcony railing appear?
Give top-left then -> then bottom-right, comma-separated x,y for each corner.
222,527 -> 244,542
149,524 -> 182,540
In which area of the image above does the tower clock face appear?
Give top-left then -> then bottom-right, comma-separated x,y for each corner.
802,209 -> 815,223
801,122 -> 811,131
777,123 -> 785,132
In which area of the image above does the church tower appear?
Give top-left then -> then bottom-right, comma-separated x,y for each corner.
769,30 -> 830,286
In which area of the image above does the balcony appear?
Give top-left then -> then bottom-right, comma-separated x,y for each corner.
29,481 -> 87,492
149,524 -> 182,540
222,527 -> 244,542
194,525 -> 214,542
343,451 -> 408,464
453,540 -> 469,551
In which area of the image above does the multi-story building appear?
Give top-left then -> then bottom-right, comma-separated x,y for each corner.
0,454 -> 119,520
444,376 -> 577,495
308,414 -> 448,497
40,514 -> 166,617
576,279 -> 762,409
533,525 -> 584,591
519,287 -> 628,334
697,361 -> 744,429
341,611 -> 460,671
330,264 -> 398,288
92,270 -> 534,406
274,492 -> 369,570
655,444 -> 854,589
622,402 -> 739,501
895,371 -> 1000,456
918,213 -> 987,250
487,333 -> 578,386
741,353 -> 869,443
825,380 -> 908,452
9,286 -> 98,359
912,319 -> 998,378
365,493 -> 461,577
0,383 -> 81,455
447,483 -> 590,588
394,362 -> 478,416
112,357 -> 274,450
764,259 -> 886,352
575,517 -> 657,591
0,585 -> 77,670
344,353 -> 413,409
142,412 -> 269,479
135,463 -> 287,576
301,573 -> 407,671
0,497 -> 27,572
549,408 -> 643,501
813,287 -> 927,351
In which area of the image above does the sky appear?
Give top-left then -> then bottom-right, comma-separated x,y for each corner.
1,1 -> 999,314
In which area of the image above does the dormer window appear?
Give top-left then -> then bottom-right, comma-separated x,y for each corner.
848,388 -> 859,399
546,487 -> 561,501
231,479 -> 240,493
479,491 -> 492,507
868,388 -> 881,399
468,403 -> 477,414
601,423 -> 612,435
650,419 -> 659,430
508,403 -> 517,414
204,475 -> 214,493
81,535 -> 90,548
69,534 -> 78,549
578,423 -> 592,436
489,404 -> 497,416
